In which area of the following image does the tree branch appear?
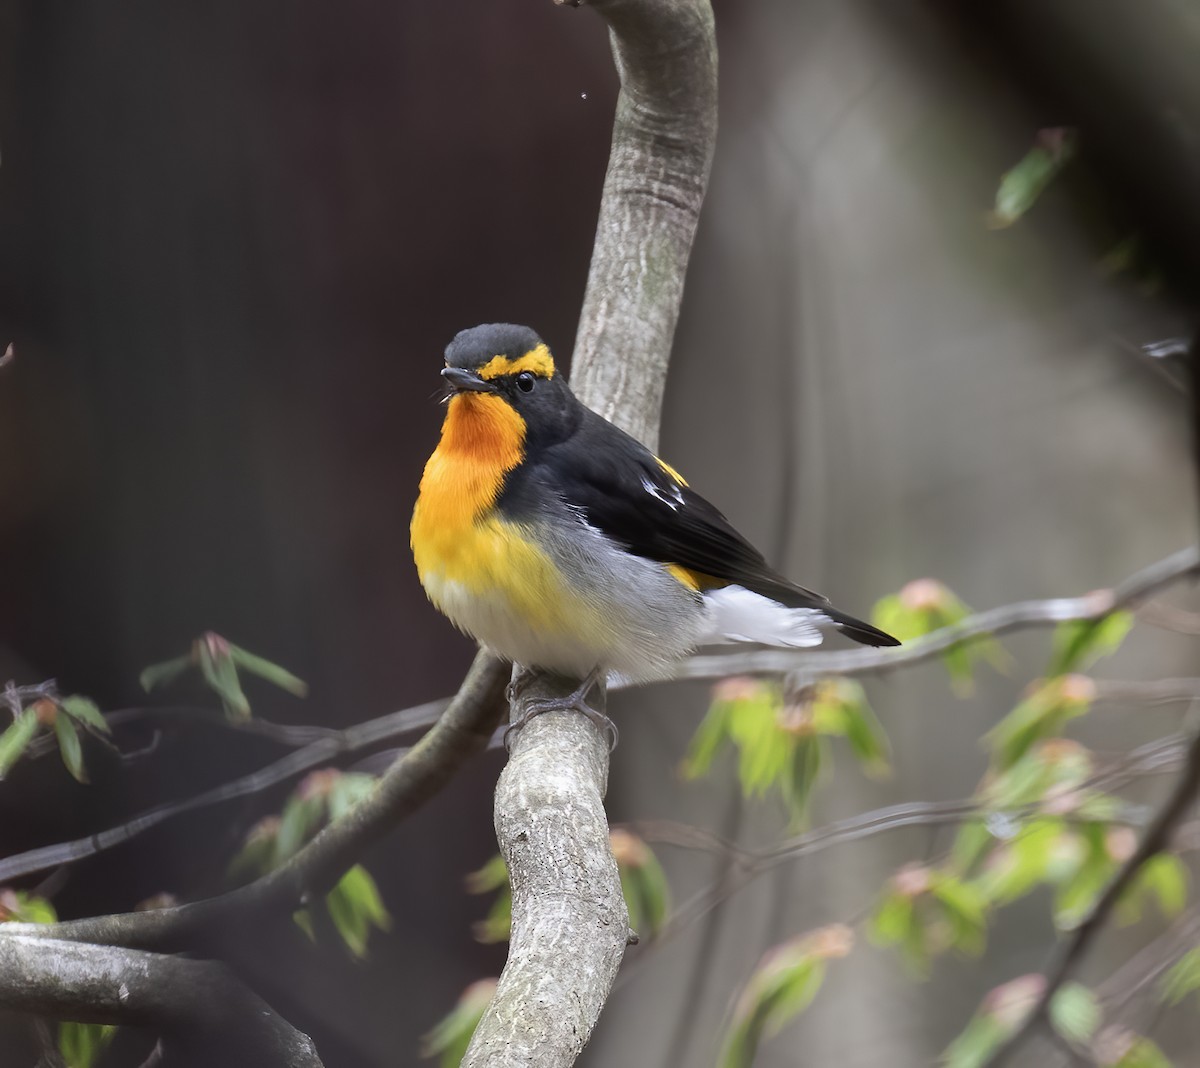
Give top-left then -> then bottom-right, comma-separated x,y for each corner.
0,696 -> 451,884
567,0 -> 718,449
674,546 -> 1200,681
4,651 -> 507,950
8,549 -> 1194,886
463,0 -> 717,1063
0,935 -> 323,1068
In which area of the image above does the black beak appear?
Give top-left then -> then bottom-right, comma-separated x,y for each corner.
441,366 -> 496,393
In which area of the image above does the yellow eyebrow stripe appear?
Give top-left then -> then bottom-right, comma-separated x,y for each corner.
477,344 -> 556,381
655,457 -> 688,486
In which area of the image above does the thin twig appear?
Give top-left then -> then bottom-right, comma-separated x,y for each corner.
0,698 -> 450,884
1137,601 -> 1200,636
673,547 -> 1199,682
981,723 -> 1200,1067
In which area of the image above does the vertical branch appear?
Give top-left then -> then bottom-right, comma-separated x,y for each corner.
569,0 -> 718,447
463,1 -> 717,1065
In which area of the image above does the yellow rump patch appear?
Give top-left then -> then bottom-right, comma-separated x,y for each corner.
476,344 -> 556,382
665,564 -> 726,592
655,456 -> 689,486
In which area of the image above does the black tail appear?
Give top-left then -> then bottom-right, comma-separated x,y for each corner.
747,574 -> 902,648
823,606 -> 901,648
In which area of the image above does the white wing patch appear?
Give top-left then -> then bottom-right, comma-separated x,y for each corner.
700,585 -> 831,648
642,475 -> 684,511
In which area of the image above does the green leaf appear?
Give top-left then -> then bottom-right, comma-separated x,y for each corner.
758,958 -> 826,1038
422,979 -> 498,1067
198,640 -> 251,720
59,696 -> 110,734
1049,982 -> 1100,1046
833,683 -> 891,778
1111,1036 -> 1173,1068
54,713 -> 87,783
0,710 -> 39,778
869,886 -> 928,973
138,654 -> 193,693
718,928 -> 851,1068
1160,947 -> 1200,1006
942,976 -> 1044,1068
931,875 -> 988,956
985,677 -> 1095,771
328,772 -> 377,822
228,817 -> 282,882
57,1022 -> 117,1068
325,865 -> 390,958
974,820 -> 1064,905
465,854 -> 509,895
337,864 -> 390,930
293,908 -> 316,942
1054,824 -> 1114,929
988,129 -> 1077,229
781,734 -> 824,826
612,830 -> 671,940
1048,612 -> 1133,676
681,694 -> 735,780
728,693 -> 790,799
949,820 -> 995,876
228,644 -> 309,698
0,889 -> 58,924
941,1013 -> 1008,1068
1118,853 -> 1189,925
324,864 -> 388,955
275,794 -> 326,864
472,886 -> 512,944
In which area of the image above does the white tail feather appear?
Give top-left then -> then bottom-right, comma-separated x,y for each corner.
700,586 -> 829,648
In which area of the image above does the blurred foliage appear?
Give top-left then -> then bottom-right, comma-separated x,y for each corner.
1160,947 -> 1200,1007
873,580 -> 1007,693
229,768 -> 390,958
987,128 -> 1077,229
141,631 -> 307,720
0,693 -> 109,782
682,677 -> 889,824
56,1022 -> 117,1068
1048,612 -> 1134,677
869,865 -> 988,974
422,979 -> 498,1067
717,925 -> 853,1068
986,675 -> 1096,770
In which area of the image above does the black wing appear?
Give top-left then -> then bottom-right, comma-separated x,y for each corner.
507,409 -> 898,648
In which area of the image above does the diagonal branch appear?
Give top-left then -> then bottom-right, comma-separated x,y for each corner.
0,935 -> 323,1068
0,697 -> 451,884
5,651 -> 507,950
675,546 -> 1200,681
6,551 -> 1195,886
980,696 -> 1200,1066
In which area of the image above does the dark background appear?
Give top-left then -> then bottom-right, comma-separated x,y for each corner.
1,1 -> 1199,1065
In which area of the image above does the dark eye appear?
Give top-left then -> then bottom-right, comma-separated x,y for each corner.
515,371 -> 536,393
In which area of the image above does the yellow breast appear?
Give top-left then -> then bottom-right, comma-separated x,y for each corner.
411,392 -> 573,633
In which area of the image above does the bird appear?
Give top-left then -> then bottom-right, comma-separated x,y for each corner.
410,323 -> 899,741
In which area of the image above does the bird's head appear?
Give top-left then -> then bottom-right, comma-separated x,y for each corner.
439,324 -> 580,449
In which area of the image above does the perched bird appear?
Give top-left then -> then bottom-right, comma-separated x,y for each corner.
411,324 -> 898,733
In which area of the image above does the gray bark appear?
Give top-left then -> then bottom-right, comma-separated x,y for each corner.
0,935 -> 323,1068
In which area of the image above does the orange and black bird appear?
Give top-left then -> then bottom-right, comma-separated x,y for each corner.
411,324 -> 898,722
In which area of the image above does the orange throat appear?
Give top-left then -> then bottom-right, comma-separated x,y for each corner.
411,393 -> 527,579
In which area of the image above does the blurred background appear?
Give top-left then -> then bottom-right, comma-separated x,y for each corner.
1,0 -> 1199,1065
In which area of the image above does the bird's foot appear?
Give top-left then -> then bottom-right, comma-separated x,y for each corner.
503,667 -> 618,753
